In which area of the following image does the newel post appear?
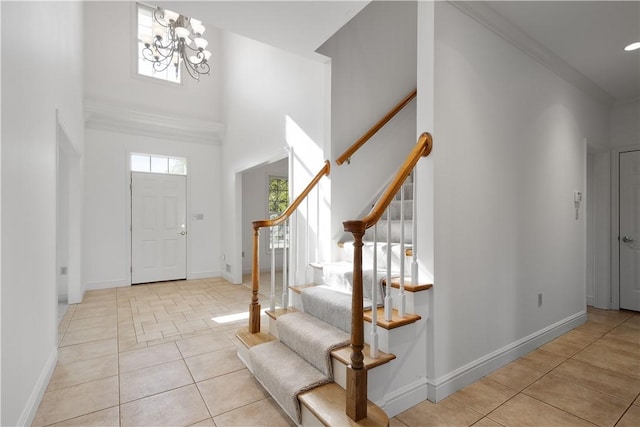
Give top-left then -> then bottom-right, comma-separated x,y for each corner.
249,226 -> 261,333
343,220 -> 367,421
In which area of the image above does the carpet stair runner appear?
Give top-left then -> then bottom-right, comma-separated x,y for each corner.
248,311 -> 350,424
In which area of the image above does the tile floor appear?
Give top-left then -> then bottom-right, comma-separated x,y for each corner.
33,278 -> 639,427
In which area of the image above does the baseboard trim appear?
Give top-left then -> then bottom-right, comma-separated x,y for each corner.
427,310 -> 587,402
85,279 -> 130,291
188,271 -> 221,280
377,378 -> 429,417
18,346 -> 58,426
586,296 -> 595,307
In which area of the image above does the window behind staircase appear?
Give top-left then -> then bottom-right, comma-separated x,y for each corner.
268,176 -> 289,250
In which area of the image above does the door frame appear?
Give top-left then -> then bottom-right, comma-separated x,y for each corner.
126,152 -> 191,285
611,143 -> 640,310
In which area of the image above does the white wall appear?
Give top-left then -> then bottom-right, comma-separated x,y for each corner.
241,158 -> 289,273
221,32 -> 328,284
317,1 -> 418,250
84,1 -> 223,122
83,128 -> 221,287
1,1 -> 85,425
611,100 -> 640,148
425,2 -> 610,400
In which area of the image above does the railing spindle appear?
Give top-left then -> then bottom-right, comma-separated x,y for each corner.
282,218 -> 289,308
371,224 -> 379,358
411,170 -> 418,288
270,227 -> 276,312
385,206 -> 392,321
399,179 -> 406,318
250,227 -> 261,333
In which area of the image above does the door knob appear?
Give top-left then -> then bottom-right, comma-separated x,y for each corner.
180,231 -> 186,236
622,236 -> 634,243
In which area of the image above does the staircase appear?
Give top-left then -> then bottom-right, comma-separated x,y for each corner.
237,91 -> 432,425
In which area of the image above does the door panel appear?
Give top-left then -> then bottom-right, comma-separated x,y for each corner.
620,151 -> 640,311
132,172 -> 187,284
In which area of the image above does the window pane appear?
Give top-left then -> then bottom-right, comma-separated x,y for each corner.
168,158 -> 186,175
131,154 -> 150,172
151,156 -> 168,173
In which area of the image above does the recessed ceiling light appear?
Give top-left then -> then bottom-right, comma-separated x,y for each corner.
624,42 -> 640,51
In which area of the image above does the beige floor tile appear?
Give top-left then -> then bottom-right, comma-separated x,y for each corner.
188,418 -> 216,426
539,336 -> 584,358
72,303 -> 117,320
487,361 -> 544,391
119,342 -> 182,373
617,405 -> 640,427
560,329 -> 601,347
57,338 -> 118,365
48,354 -> 118,391
472,417 -> 504,427
606,324 -> 640,345
185,347 -> 245,382
197,369 -> 269,417
515,349 -> 566,373
177,332 -> 236,358
120,384 -> 210,427
573,339 -> 640,379
450,377 -> 517,415
574,320 -> 615,336
119,359 -> 194,403
60,325 -> 117,347
487,394 -> 594,427
212,398 -> 295,426
67,314 -> 117,331
551,358 -> 640,402
523,374 -> 628,426
396,397 -> 483,427
389,416 -> 409,427
32,376 -> 119,426
49,406 -> 119,427
623,315 -> 640,330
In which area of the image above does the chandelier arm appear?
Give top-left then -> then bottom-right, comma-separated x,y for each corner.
182,59 -> 200,81
152,8 -> 170,28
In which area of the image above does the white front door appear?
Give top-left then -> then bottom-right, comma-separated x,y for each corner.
131,172 -> 187,284
620,150 -> 640,311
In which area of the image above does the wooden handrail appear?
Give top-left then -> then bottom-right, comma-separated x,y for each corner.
336,89 -> 417,166
342,132 -> 433,421
249,160 -> 331,333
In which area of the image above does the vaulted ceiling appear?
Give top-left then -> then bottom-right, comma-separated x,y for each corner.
158,1 -> 639,104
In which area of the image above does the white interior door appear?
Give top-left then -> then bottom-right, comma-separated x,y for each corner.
132,172 -> 187,284
620,150 -> 640,311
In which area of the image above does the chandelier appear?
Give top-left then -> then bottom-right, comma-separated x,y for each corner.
140,8 -> 211,81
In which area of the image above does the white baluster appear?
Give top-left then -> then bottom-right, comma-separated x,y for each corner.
384,205 -> 393,321
371,224 -> 379,358
270,227 -> 276,312
305,197 -> 310,283
316,184 -> 320,264
282,218 -> 288,308
411,169 -> 418,289
399,179 -> 406,318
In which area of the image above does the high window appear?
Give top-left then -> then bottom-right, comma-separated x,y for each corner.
268,176 -> 289,250
131,154 -> 187,175
136,3 -> 181,83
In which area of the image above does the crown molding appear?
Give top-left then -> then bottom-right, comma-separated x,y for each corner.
448,1 -> 614,107
84,99 -> 225,145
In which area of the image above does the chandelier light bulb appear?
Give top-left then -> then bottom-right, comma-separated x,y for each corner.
175,26 -> 190,41
203,50 -> 212,61
164,9 -> 179,23
140,34 -> 153,47
152,21 -> 164,38
194,38 -> 208,50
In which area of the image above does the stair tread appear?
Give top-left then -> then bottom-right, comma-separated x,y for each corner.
298,383 -> 389,427
363,308 -> 421,330
290,284 -> 317,294
235,327 -> 276,348
382,277 -> 433,292
265,307 -> 299,320
331,344 -> 395,370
